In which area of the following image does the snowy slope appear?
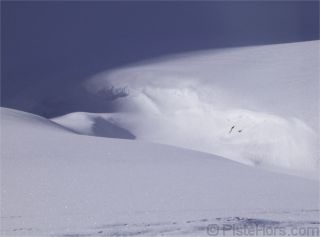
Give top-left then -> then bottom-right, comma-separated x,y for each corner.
1,107 -> 319,236
53,41 -> 320,176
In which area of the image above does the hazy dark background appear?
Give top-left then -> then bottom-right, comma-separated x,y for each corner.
1,1 -> 319,117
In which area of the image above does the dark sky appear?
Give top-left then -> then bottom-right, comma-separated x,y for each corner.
1,1 -> 319,116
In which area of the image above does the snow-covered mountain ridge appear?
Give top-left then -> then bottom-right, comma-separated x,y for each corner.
53,41 -> 320,177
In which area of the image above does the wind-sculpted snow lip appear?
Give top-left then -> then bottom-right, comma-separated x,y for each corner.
54,41 -> 320,177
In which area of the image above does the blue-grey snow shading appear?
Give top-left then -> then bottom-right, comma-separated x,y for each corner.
1,107 -> 319,236
53,41 -> 320,178
2,1 -> 319,117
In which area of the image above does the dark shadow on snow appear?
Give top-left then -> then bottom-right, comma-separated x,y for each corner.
92,117 -> 135,140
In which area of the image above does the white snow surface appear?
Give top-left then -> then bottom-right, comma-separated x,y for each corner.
53,41 -> 320,177
1,107 -> 319,236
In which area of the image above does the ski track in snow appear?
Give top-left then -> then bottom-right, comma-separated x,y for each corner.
3,210 -> 319,236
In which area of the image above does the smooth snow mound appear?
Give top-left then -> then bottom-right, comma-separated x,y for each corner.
52,111 -> 135,139
1,107 -> 74,135
54,41 -> 319,176
1,108 -> 319,236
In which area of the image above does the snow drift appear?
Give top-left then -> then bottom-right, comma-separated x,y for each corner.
1,107 -> 319,236
53,41 -> 320,176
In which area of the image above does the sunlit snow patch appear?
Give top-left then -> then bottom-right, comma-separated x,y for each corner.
54,41 -> 319,176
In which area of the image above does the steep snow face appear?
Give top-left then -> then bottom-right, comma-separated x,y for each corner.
56,41 -> 319,176
1,108 -> 319,236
